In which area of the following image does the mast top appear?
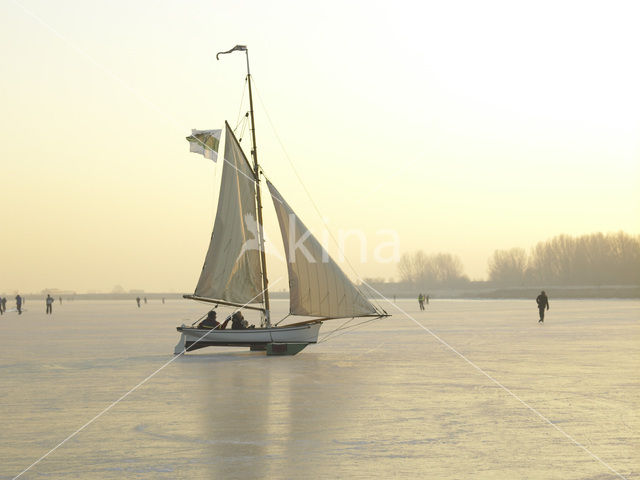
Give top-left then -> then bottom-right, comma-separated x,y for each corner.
216,45 -> 247,60
216,45 -> 250,74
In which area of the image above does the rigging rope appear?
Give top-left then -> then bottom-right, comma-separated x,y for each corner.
318,316 -> 386,343
190,310 -> 210,327
274,314 -> 291,327
250,78 -> 386,316
235,114 -> 249,144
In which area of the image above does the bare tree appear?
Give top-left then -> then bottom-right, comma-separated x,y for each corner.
526,231 -> 640,285
488,248 -> 527,284
398,250 -> 468,287
397,253 -> 413,283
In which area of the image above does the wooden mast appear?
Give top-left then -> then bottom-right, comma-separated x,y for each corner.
243,48 -> 271,326
216,45 -> 270,326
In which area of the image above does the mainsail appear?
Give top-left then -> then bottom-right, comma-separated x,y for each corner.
193,123 -> 264,304
267,180 -> 379,318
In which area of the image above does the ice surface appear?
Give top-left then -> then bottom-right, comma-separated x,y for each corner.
1,298 -> 638,479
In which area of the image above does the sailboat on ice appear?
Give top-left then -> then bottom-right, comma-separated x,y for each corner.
174,46 -> 388,356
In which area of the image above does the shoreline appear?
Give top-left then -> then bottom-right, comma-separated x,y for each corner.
4,285 -> 638,301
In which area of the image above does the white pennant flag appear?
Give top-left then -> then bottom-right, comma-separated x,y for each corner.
186,129 -> 222,162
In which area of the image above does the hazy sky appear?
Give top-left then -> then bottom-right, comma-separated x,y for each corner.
1,0 -> 639,294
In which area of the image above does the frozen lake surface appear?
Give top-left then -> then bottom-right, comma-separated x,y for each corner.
1,298 -> 638,479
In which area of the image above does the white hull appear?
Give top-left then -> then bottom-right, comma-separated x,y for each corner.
174,322 -> 322,354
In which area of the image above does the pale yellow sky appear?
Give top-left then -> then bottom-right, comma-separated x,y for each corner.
1,0 -> 638,294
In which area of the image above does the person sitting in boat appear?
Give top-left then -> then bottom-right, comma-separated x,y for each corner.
198,310 -> 230,330
223,311 -> 255,329
231,311 -> 247,329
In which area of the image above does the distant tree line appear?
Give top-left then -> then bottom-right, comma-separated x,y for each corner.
396,232 -> 639,288
398,251 -> 469,287
488,232 -> 640,286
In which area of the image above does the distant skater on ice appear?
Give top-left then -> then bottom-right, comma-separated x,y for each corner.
15,294 -> 22,314
536,290 -> 549,323
45,294 -> 54,314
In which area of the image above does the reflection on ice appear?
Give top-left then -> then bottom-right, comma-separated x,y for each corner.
1,299 -> 638,479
